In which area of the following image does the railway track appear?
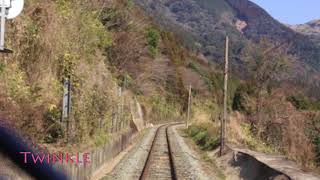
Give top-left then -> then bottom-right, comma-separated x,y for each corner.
139,124 -> 177,180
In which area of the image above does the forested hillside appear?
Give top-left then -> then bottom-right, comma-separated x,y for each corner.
134,0 -> 320,83
0,0 -> 220,150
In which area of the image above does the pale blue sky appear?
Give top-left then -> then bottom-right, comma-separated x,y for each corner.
249,0 -> 320,25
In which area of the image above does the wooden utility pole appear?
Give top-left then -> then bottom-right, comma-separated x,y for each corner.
220,36 -> 229,156
187,84 -> 192,128
123,75 -> 127,128
117,87 -> 122,131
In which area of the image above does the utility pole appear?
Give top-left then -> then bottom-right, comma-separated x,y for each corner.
187,84 -> 192,128
117,87 -> 122,131
0,0 -> 6,51
121,87 -> 124,129
123,75 -> 127,129
220,36 -> 229,156
111,83 -> 118,133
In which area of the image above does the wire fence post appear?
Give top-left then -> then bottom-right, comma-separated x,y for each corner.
62,77 -> 71,142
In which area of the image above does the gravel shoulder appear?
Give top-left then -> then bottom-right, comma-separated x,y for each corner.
169,124 -> 223,180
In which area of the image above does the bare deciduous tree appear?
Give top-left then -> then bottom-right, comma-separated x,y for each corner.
243,37 -> 290,134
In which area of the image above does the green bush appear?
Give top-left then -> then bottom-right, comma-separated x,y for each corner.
286,95 -> 320,111
313,101 -> 320,111
146,27 -> 160,57
125,0 -> 133,9
0,61 -> 4,75
204,137 -> 220,150
314,137 -> 320,165
187,124 -> 220,151
194,131 -> 208,147
188,125 -> 202,137
306,115 -> 320,165
232,88 -> 246,111
43,106 -> 64,143
287,95 -> 311,110
120,72 -> 133,87
187,61 -> 215,91
232,84 -> 254,114
187,61 -> 207,77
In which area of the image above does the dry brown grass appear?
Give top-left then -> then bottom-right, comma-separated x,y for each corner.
236,89 -> 319,170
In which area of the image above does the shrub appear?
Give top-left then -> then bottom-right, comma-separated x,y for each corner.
125,0 -> 133,9
188,125 -> 202,137
0,61 -> 4,75
187,61 -> 207,77
232,84 -> 254,114
194,131 -> 208,147
43,105 -> 64,143
187,61 -> 215,91
146,27 -> 160,57
232,88 -> 246,112
306,113 -> 320,165
204,137 -> 220,150
187,123 -> 220,151
314,137 -> 320,165
287,95 -> 311,110
119,72 -> 133,88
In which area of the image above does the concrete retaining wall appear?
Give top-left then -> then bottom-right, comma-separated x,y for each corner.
232,151 -> 290,180
130,99 -> 145,131
231,147 -> 320,180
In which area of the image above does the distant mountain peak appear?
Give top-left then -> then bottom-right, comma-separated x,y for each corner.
307,19 -> 320,25
289,19 -> 320,36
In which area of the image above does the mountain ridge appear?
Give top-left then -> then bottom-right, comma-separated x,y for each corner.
289,19 -> 320,38
134,0 -> 320,74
